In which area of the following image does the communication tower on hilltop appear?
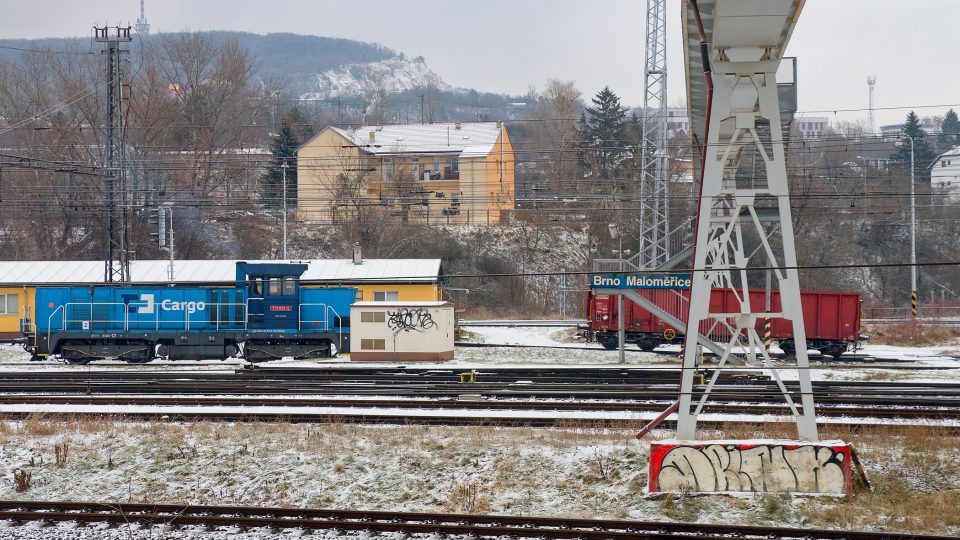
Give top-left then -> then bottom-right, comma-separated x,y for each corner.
867,76 -> 876,134
135,0 -> 150,36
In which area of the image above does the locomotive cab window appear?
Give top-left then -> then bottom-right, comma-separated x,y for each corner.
268,278 -> 282,296
282,278 -> 297,296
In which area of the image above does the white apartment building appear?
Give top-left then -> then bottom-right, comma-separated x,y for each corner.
932,146 -> 960,200
795,116 -> 829,139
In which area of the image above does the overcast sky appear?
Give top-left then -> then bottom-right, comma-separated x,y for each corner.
1,0 -> 956,127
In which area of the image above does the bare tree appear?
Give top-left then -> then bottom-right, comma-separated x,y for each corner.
528,80 -> 581,197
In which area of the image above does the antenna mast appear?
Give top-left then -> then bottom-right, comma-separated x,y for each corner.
135,0 -> 150,35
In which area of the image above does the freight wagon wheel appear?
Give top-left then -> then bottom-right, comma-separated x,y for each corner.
637,338 -> 659,352
598,335 -> 618,350
779,341 -> 796,357
820,344 -> 846,359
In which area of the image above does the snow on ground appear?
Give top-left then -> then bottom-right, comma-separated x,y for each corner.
0,420 -> 957,537
460,325 -> 598,348
0,526 -> 383,539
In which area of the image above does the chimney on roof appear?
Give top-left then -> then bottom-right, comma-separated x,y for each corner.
352,242 -> 363,265
368,131 -> 375,143
496,121 -> 502,128
454,121 -> 461,130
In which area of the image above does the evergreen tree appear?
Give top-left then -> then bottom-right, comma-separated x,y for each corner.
889,111 -> 936,181
939,109 -> 960,149
285,104 -> 316,143
582,86 -> 627,180
261,116 -> 300,208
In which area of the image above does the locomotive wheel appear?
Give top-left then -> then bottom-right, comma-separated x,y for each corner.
65,358 -> 92,365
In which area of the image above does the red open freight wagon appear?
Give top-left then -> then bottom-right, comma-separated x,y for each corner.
587,288 -> 862,357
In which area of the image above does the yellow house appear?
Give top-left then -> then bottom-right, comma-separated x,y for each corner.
297,121 -> 514,225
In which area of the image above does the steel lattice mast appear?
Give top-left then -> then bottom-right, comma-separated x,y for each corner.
95,26 -> 132,282
637,0 -> 671,269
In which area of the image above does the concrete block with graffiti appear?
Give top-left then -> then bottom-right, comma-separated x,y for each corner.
648,439 -> 854,495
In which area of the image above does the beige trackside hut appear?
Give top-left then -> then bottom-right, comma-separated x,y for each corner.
349,301 -> 454,361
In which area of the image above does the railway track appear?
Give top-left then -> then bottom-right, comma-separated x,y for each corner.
0,500 -> 948,539
0,367 -> 959,402
0,394 -> 957,421
455,341 -> 941,364
0,368 -> 956,426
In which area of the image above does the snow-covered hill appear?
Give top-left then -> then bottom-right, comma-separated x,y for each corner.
301,57 -> 450,100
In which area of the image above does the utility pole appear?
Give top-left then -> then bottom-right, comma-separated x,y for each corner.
282,160 -> 289,259
896,135 -> 917,318
608,223 -> 628,364
149,205 -> 174,282
95,26 -> 133,282
419,94 -> 425,124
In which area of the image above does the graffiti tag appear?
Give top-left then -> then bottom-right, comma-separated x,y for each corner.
652,443 -> 849,494
387,308 -> 438,335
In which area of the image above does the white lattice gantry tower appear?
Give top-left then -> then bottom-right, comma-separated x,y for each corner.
867,76 -> 876,134
644,0 -> 858,497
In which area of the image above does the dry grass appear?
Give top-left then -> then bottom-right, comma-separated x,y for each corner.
12,469 -> 30,492
0,417 -> 958,535
445,480 -> 492,514
869,322 -> 960,346
812,476 -> 960,533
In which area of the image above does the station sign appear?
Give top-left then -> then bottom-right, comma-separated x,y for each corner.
590,273 -> 692,290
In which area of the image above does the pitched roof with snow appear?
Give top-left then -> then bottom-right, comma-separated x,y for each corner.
937,146 -> 960,160
329,122 -> 502,156
0,259 -> 442,285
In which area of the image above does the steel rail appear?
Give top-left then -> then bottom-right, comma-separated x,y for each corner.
0,394 -> 957,420
0,500 -> 951,539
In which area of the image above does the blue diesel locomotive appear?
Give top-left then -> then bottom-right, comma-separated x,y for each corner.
27,262 -> 356,364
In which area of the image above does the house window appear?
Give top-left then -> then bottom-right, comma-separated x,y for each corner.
373,291 -> 399,302
360,311 -> 386,323
411,157 -> 420,179
451,157 -> 459,172
383,158 -> 395,178
432,157 -> 441,174
0,294 -> 18,316
361,339 -> 386,350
